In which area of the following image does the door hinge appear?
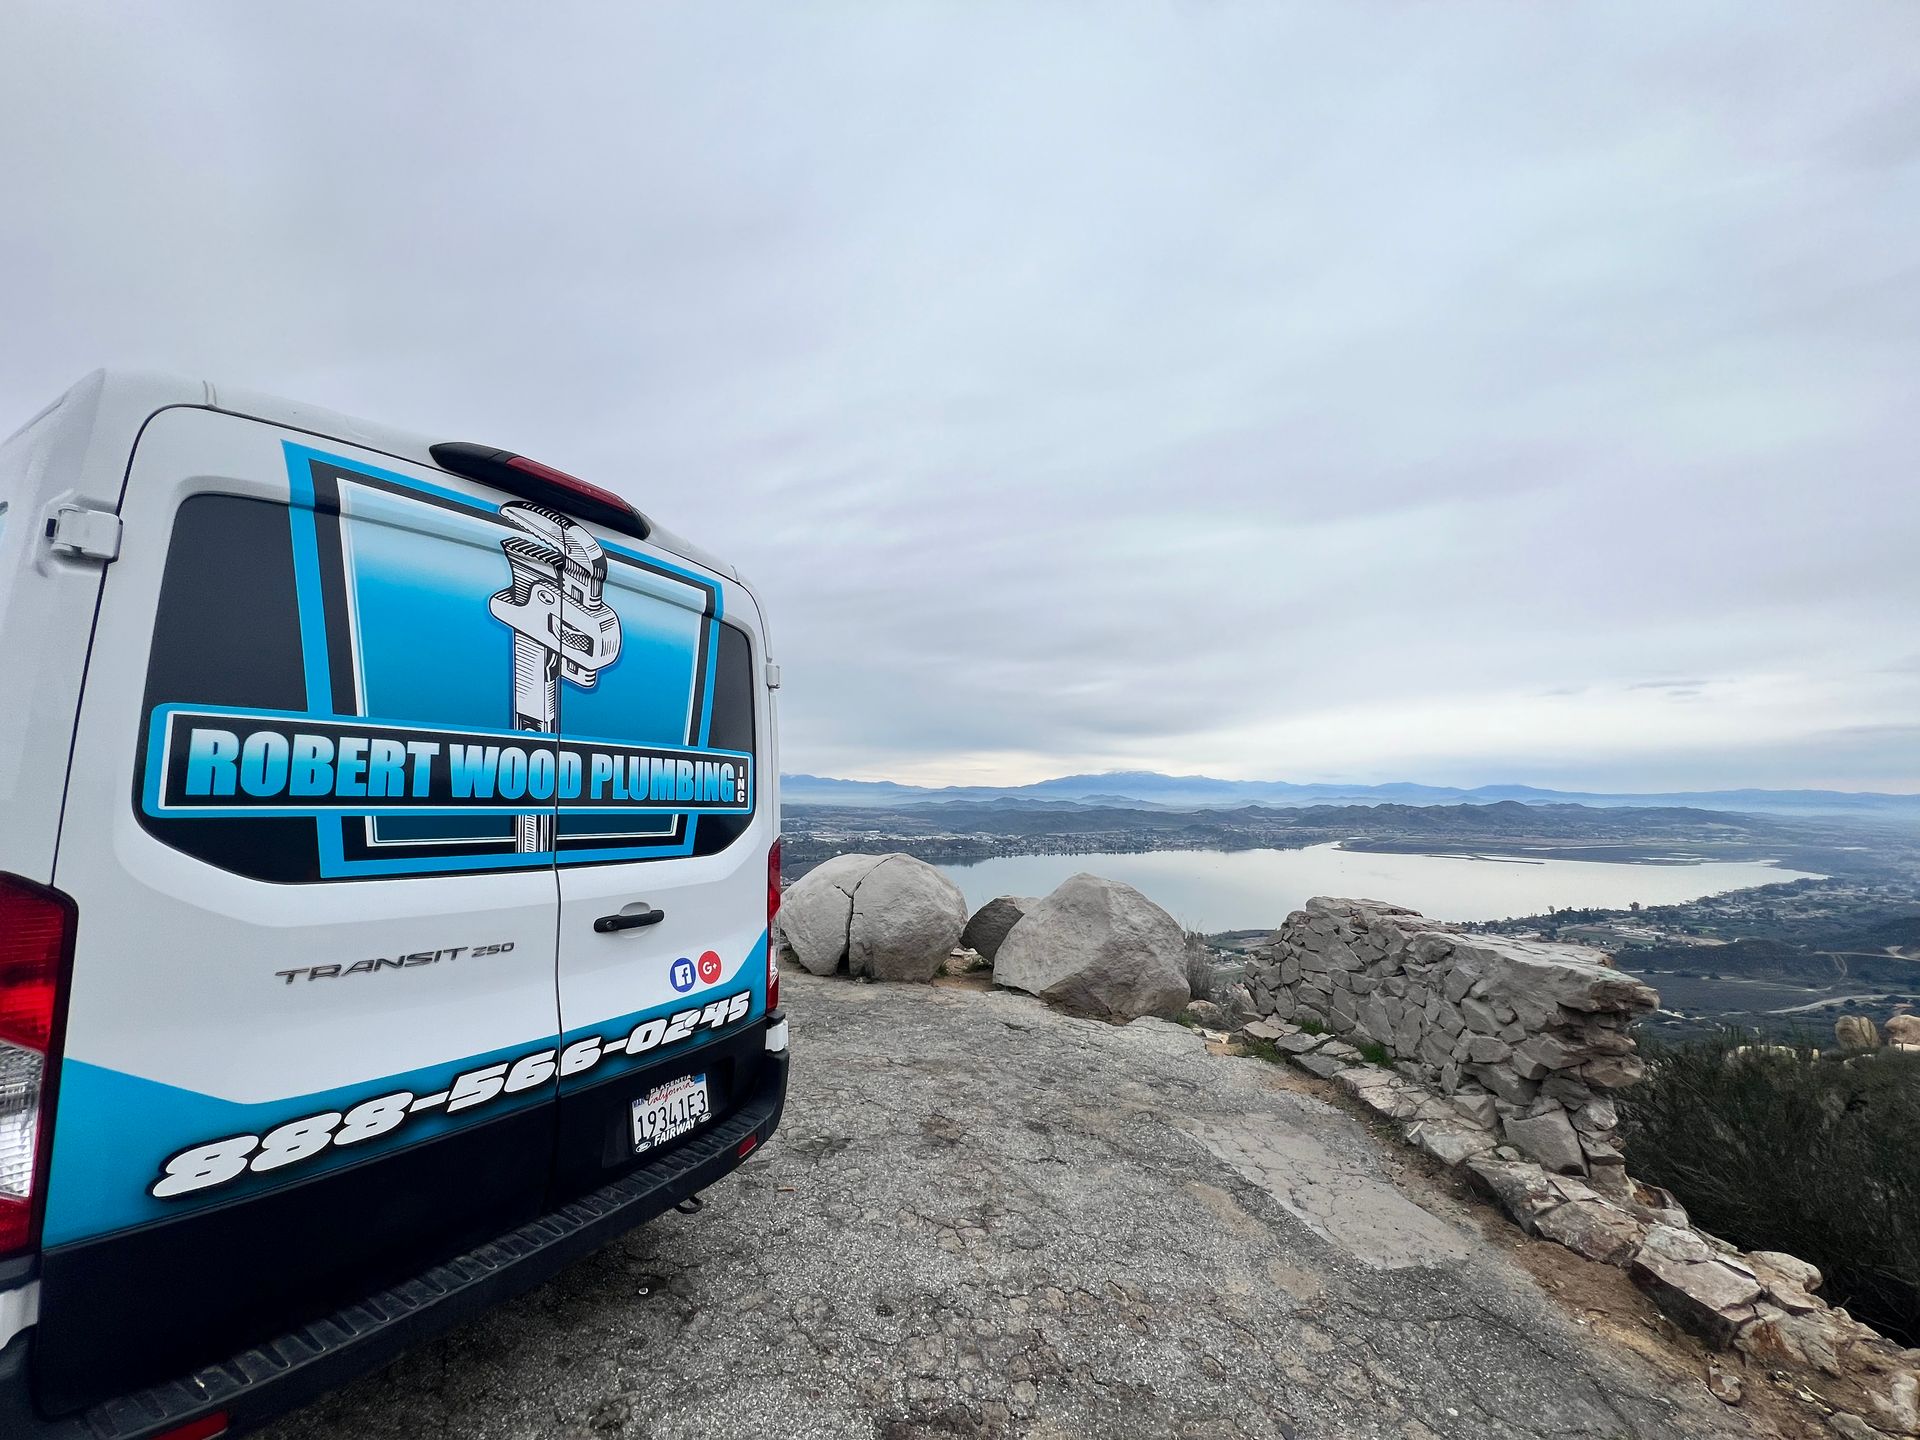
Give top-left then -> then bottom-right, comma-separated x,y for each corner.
764,661 -> 782,690
45,505 -> 122,562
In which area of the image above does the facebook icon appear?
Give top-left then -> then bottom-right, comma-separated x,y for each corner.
669,957 -> 696,993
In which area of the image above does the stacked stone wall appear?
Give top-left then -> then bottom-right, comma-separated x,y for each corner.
1245,896 -> 1657,1185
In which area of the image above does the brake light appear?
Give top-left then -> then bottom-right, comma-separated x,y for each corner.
429,442 -> 651,541
0,874 -> 73,1258
504,456 -> 631,515
767,839 -> 782,1012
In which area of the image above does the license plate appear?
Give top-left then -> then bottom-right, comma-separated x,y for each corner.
632,1073 -> 711,1154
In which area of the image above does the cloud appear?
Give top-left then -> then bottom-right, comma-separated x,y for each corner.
3,2 -> 1917,792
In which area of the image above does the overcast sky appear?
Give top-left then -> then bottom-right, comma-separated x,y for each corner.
4,4 -> 1917,792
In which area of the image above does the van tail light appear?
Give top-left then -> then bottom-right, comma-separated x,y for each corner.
0,874 -> 73,1258
766,839 -> 782,1012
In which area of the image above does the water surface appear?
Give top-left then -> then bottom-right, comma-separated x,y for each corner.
939,843 -> 1821,932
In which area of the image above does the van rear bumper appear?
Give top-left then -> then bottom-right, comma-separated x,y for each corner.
0,1044 -> 787,1440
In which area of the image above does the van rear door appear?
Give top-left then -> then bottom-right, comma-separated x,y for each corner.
36,406 -> 567,1412
547,530 -> 778,1200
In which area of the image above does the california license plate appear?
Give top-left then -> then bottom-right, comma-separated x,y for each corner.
632,1073 -> 710,1154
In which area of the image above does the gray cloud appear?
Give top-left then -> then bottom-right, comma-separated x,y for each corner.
3,2 -> 1917,791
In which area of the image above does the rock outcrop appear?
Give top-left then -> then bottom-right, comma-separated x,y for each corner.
993,873 -> 1190,1022
1834,1014 -> 1881,1050
1250,1000 -> 1920,1431
774,853 -> 967,982
960,895 -> 1034,963
1243,898 -> 1657,1178
1888,1013 -> 1920,1047
1630,1224 -> 1765,1347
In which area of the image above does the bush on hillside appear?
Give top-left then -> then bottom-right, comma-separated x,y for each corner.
1618,1032 -> 1920,1345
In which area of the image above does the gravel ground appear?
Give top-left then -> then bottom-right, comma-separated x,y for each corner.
265,973 -> 1761,1440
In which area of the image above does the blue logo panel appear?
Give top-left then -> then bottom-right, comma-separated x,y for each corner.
129,443 -> 752,878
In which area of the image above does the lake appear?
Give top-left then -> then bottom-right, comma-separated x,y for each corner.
938,843 -> 1822,933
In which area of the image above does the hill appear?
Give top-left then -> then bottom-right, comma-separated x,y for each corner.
779,796 -> 1804,878
782,770 -> 1920,822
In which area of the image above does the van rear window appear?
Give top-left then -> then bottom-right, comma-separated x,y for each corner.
137,482 -> 757,883
138,494 -> 321,881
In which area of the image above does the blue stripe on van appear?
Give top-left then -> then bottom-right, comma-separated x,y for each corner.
42,932 -> 768,1246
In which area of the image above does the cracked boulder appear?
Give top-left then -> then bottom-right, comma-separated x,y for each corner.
992,873 -> 1191,1022
777,854 -> 887,975
776,853 -> 968,982
849,856 -> 969,982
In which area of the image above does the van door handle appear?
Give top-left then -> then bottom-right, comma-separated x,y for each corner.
594,905 -> 666,934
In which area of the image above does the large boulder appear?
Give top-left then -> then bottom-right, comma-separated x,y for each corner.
775,853 -> 967,982
1835,1014 -> 1880,1051
960,895 -> 1035,962
1887,1013 -> 1920,1048
992,873 -> 1190,1022
776,853 -> 886,975
848,855 -> 968,982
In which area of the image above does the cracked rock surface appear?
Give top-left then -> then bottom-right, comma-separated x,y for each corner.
776,853 -> 967,982
265,975 -> 1756,1440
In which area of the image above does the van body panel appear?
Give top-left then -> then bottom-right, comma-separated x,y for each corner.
35,407 -> 573,1404
552,547 -> 771,1023
5,374 -> 782,1427
43,407 -> 567,1226
0,373 -> 206,884
546,510 -> 778,1194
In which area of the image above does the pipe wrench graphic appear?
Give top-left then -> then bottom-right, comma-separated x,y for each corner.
490,503 -> 622,852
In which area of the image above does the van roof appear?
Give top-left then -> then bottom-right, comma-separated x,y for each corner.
16,370 -> 737,582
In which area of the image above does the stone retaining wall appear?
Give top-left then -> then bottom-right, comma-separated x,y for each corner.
1234,1004 -> 1920,1436
1245,897 -> 1658,1186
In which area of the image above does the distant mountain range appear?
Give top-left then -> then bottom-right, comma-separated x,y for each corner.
781,770 -> 1920,819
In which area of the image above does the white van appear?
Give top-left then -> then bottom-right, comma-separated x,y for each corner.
0,372 -> 788,1438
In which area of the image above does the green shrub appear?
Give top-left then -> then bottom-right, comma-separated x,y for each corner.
1356,1040 -> 1390,1066
1239,1034 -> 1284,1066
1297,1016 -> 1325,1036
1618,1031 -> 1920,1345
